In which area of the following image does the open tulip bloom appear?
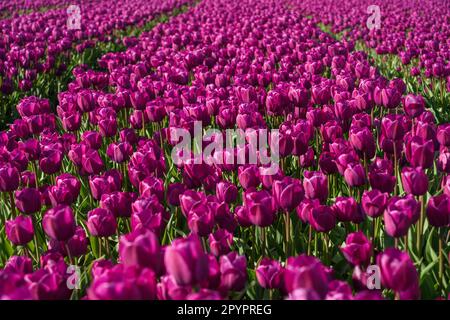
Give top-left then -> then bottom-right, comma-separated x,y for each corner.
0,0 -> 449,302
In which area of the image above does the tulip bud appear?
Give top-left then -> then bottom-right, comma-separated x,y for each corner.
6,215 -> 34,246
164,235 -> 209,286
87,208 -> 117,237
303,171 -> 328,203
361,189 -> 388,218
15,188 -> 41,215
426,194 -> 450,227
377,248 -> 420,297
219,252 -> 247,292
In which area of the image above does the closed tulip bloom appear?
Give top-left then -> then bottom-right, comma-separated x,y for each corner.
381,114 -> 408,140
209,229 -> 233,256
157,275 -> 190,300
303,171 -> 328,203
235,205 -> 252,227
87,208 -> 117,237
319,151 -> 338,175
437,124 -> 450,147
333,196 -> 361,223
187,202 -> 215,236
216,181 -> 238,204
283,255 -> 329,298
187,289 -> 223,300
273,176 -> 304,212
179,190 -> 207,217
5,215 -> 34,246
87,265 -> 157,300
164,235 -> 209,286
256,258 -> 283,289
106,142 -> 133,163
42,205 -> 76,241
81,149 -> 105,175
377,248 -> 420,296
166,183 -> 186,206
0,165 -> 20,192
119,229 -> 161,273
309,204 -> 336,232
139,176 -> 165,202
81,131 -> 103,150
354,290 -> 384,300
238,165 -> 260,190
404,136 -> 434,169
401,167 -> 428,196
24,267 -> 72,300
287,288 -> 321,300
368,158 -> 396,193
296,198 -> 320,223
361,189 -> 388,218
349,126 -> 376,159
39,149 -> 63,175
426,195 -> 450,227
244,190 -> 276,227
219,252 -> 247,292
15,188 -> 41,215
100,191 -> 135,218
403,94 -> 425,118
344,163 -> 366,187
4,255 -> 33,274
325,280 -> 353,300
340,232 -> 372,266
384,195 -> 420,237
49,226 -> 88,258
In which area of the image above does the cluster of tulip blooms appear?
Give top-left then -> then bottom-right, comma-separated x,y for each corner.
0,0 -> 193,129
0,0 -> 449,300
291,0 -> 450,122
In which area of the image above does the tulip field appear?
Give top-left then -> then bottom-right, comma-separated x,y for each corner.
0,0 -> 449,301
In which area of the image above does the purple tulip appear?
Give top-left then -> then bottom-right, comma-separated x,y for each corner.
209,229 -> 233,256
401,167 -> 429,196
404,136 -> 434,169
5,215 -> 34,246
303,171 -> 328,203
15,188 -> 41,215
164,235 -> 209,286
219,252 -> 247,292
42,205 -> 76,241
361,189 -> 388,218
384,195 -> 420,238
87,265 -> 156,300
344,163 -> 366,187
0,165 -> 20,192
377,248 -> 420,298
119,229 -> 161,273
256,258 -> 283,289
403,94 -> 425,118
426,194 -> 450,227
340,232 -> 372,266
216,181 -> 238,204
